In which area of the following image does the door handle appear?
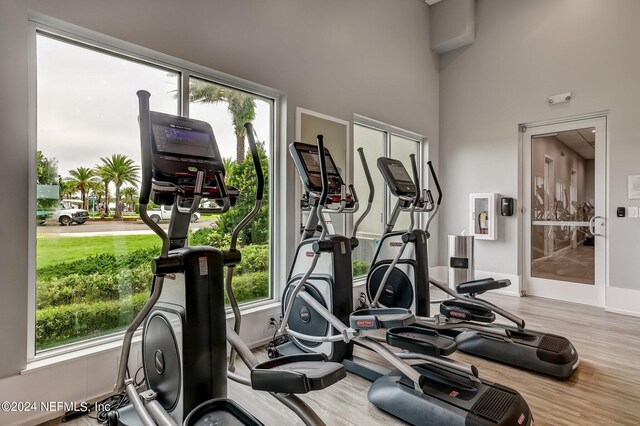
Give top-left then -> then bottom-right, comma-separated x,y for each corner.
589,215 -> 604,236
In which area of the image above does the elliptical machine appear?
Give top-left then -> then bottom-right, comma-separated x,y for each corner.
367,155 -> 580,379
111,91 -> 345,426
271,137 -> 533,426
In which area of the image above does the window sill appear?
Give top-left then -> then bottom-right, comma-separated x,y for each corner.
353,276 -> 367,286
22,335 -> 137,375
22,300 -> 282,374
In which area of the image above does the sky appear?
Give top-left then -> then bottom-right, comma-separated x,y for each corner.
36,34 -> 272,181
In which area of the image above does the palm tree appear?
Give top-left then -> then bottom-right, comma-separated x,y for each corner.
95,164 -> 114,215
189,80 -> 256,163
68,167 -> 96,210
120,186 -> 138,212
97,154 -> 140,219
222,157 -> 235,175
59,180 -> 77,199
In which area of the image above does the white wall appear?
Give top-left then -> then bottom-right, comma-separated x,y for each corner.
438,0 -> 640,312
0,0 -> 439,423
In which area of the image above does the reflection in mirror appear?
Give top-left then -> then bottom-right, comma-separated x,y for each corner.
296,109 -> 349,236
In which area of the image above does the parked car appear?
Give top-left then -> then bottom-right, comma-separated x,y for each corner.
52,199 -> 89,226
147,205 -> 200,224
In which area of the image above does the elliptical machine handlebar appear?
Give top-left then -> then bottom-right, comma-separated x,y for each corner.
227,122 -> 266,371
315,135 -> 332,240
317,135 -> 329,207
352,147 -> 375,238
229,123 -> 264,251
206,171 -> 232,214
137,91 -> 153,206
410,154 -> 421,206
136,90 -> 171,259
427,160 -> 442,206
247,123 -> 265,202
424,160 -> 441,233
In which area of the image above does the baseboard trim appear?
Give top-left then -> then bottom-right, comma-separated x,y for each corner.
605,286 -> 640,317
604,306 -> 640,318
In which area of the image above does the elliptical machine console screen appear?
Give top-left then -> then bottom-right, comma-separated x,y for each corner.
152,124 -> 216,159
146,111 -> 239,205
377,158 -> 417,198
300,151 -> 339,176
290,142 -> 344,193
148,111 -> 224,180
388,163 -> 412,183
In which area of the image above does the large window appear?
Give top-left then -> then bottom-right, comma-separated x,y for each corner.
33,31 -> 275,354
352,120 -> 422,278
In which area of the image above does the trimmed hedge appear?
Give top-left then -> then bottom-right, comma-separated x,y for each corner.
35,243 -> 270,349
235,245 -> 269,275
37,266 -> 152,309
189,226 -> 231,249
36,270 -> 269,350
353,260 -> 370,277
226,271 -> 269,305
36,292 -> 149,350
37,247 -> 159,281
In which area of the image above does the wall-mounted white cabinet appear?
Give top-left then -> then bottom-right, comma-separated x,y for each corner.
470,193 -> 498,240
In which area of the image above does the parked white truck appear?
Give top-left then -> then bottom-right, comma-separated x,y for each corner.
147,205 -> 200,224
52,199 -> 90,225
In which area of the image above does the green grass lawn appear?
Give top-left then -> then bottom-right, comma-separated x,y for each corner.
37,234 -> 159,268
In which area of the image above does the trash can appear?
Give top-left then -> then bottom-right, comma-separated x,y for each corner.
448,235 -> 474,290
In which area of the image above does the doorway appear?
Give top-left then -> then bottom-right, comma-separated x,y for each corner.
522,116 -> 606,306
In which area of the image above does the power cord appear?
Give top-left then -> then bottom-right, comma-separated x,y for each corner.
133,365 -> 145,387
356,292 -> 369,310
96,392 -> 132,424
266,317 -> 289,359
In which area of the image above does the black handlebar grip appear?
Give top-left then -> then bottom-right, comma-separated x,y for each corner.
244,123 -> 264,201
427,161 -> 442,205
316,135 -> 329,206
410,154 -> 420,203
137,90 -> 152,205
215,171 -> 228,199
357,147 -> 375,203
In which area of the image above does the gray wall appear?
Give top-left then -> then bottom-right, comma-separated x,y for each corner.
439,0 -> 640,291
0,0 -> 439,378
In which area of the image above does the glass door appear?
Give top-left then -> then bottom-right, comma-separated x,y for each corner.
523,117 -> 606,306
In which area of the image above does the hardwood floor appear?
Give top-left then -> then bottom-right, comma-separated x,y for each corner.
51,293 -> 640,425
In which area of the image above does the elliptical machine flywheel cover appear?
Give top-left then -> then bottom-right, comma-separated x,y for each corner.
143,312 -> 181,411
283,280 -> 330,348
367,264 -> 413,309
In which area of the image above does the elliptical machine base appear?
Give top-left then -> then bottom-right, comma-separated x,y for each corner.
369,363 -> 533,426
446,327 -> 579,379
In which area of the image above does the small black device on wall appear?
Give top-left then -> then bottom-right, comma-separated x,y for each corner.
617,207 -> 626,217
501,197 -> 514,216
